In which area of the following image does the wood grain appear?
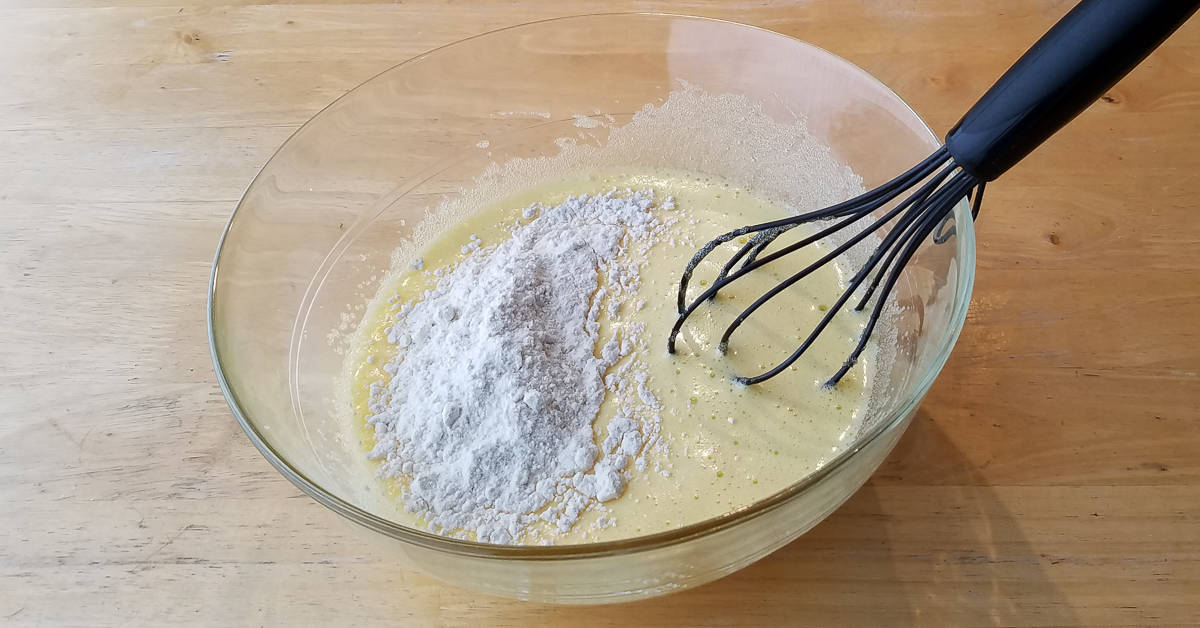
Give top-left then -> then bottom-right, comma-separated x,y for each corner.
2,0 -> 1198,625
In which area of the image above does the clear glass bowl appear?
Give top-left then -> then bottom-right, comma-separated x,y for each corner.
209,14 -> 974,604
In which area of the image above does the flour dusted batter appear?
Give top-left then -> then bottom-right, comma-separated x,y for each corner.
364,190 -> 674,544
347,169 -> 877,545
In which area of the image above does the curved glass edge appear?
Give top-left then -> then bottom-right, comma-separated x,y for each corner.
208,12 -> 978,561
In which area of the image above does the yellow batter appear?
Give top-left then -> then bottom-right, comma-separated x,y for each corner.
346,169 -> 873,544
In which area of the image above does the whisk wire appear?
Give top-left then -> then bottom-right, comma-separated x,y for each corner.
706,161 -> 962,353
673,146 -> 951,315
735,172 -> 979,386
668,147 -> 982,386
827,175 -> 982,385
853,165 -> 966,310
712,178 -> 943,354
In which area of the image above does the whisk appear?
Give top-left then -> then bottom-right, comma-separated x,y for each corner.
668,0 -> 1198,386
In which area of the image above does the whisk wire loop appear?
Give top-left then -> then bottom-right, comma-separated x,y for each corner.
672,146 -> 951,316
667,148 -> 984,387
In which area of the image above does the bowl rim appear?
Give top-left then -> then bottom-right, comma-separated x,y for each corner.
209,11 -> 976,560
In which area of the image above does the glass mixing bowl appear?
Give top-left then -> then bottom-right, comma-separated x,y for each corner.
209,13 -> 974,603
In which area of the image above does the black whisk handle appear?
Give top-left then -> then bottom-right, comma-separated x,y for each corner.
946,0 -> 1198,182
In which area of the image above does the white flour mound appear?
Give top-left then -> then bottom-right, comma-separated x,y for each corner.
365,189 -> 674,544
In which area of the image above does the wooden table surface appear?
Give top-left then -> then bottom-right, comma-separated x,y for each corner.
3,0 -> 1198,625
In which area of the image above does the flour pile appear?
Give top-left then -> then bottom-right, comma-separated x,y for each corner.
365,190 -> 675,544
